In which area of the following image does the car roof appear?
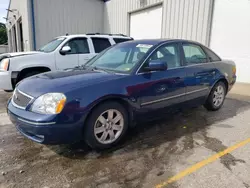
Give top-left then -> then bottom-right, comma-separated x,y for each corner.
57,34 -> 132,39
124,39 -> 202,45
55,36 -> 202,46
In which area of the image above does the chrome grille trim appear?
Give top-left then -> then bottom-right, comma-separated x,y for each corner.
17,89 -> 34,99
11,89 -> 34,110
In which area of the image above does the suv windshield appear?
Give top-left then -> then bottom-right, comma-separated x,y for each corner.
85,42 -> 153,73
38,37 -> 66,53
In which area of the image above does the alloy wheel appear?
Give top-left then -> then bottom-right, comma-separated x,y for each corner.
94,109 -> 124,144
213,85 -> 225,107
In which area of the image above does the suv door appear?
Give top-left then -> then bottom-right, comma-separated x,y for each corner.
56,37 -> 90,69
136,42 -> 186,111
181,42 -> 216,101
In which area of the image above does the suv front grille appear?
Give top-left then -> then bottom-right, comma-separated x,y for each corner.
12,89 -> 33,109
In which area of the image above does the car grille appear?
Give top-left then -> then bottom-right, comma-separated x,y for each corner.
12,89 -> 33,109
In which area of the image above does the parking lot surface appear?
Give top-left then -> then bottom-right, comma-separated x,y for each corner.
1,84 -> 250,188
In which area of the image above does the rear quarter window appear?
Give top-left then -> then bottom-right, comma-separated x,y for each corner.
203,46 -> 221,62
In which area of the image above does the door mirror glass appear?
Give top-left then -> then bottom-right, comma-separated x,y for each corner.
144,60 -> 168,72
60,46 -> 71,55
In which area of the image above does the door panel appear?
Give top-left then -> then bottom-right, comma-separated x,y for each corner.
78,38 -> 96,66
55,53 -> 78,70
182,43 -> 216,100
135,42 -> 185,110
78,54 -> 96,66
137,69 -> 185,110
184,64 -> 216,100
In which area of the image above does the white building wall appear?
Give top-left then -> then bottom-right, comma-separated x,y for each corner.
104,0 -> 213,45
33,0 -> 104,49
0,45 -> 8,54
6,0 -> 33,52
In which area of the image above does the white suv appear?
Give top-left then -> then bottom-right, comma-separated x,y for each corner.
0,33 -> 132,91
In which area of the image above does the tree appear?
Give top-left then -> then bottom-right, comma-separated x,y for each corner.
0,23 -> 8,45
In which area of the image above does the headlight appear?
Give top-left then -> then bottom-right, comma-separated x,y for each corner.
0,58 -> 10,71
31,93 -> 66,114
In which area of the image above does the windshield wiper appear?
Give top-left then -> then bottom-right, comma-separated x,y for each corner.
72,64 -> 87,70
91,66 -> 104,72
91,66 -> 114,74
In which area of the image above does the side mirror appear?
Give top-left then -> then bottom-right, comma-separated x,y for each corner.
60,46 -> 71,55
144,60 -> 168,72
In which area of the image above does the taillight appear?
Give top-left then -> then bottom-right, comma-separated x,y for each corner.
232,66 -> 236,75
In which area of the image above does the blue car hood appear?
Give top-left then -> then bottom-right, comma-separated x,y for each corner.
17,70 -> 124,97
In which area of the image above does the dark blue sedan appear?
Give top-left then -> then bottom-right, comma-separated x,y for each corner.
7,39 -> 236,149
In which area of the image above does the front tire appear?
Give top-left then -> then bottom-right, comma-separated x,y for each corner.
204,81 -> 226,111
84,102 -> 128,150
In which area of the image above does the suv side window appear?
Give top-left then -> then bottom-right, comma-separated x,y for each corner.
183,43 -> 208,65
203,46 -> 221,62
91,38 -> 111,53
63,38 -> 89,54
113,38 -> 132,44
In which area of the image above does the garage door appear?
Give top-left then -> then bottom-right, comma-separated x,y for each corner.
130,6 -> 162,39
210,0 -> 250,83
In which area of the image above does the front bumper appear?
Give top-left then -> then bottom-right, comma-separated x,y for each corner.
0,71 -> 13,90
7,100 -> 84,144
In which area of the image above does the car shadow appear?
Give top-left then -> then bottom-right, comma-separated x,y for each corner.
48,96 -> 250,159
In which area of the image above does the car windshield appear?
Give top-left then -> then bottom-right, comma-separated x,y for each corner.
85,42 -> 153,73
38,37 -> 66,53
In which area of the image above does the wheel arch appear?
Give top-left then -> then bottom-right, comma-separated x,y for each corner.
15,66 -> 51,83
84,96 -> 136,129
212,77 -> 229,94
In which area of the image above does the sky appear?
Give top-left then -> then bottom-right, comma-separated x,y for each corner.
0,0 -> 9,23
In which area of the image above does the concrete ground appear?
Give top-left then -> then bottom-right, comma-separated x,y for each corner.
1,83 -> 250,188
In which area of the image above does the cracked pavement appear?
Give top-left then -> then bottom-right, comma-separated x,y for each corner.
0,84 -> 250,188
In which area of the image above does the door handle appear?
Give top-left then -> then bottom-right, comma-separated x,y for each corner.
173,77 -> 181,83
211,71 -> 216,75
195,71 -> 216,79
195,73 -> 207,79
156,84 -> 167,93
195,72 -> 214,78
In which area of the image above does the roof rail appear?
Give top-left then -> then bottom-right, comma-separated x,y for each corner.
86,33 -> 130,37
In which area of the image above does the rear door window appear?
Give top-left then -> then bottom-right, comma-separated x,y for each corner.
113,38 -> 132,44
182,43 -> 208,65
91,38 -> 111,53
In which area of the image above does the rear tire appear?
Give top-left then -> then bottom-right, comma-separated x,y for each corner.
204,81 -> 226,111
84,102 -> 128,150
